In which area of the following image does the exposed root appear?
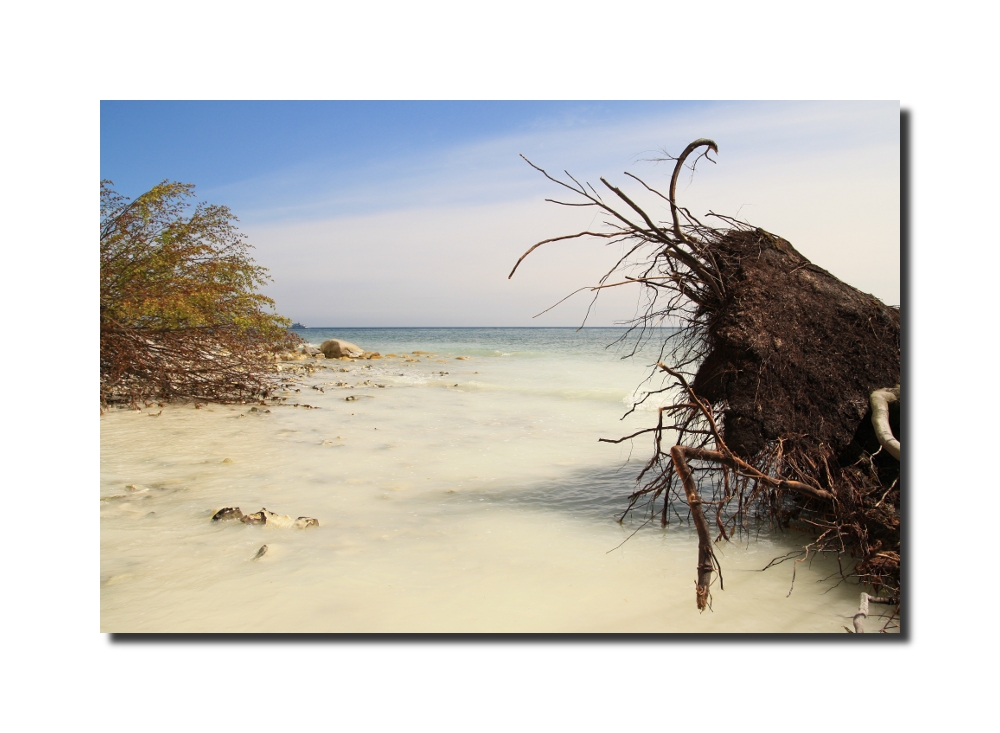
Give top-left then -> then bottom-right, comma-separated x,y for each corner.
512,138 -> 901,613
849,592 -> 900,633
870,386 -> 901,460
671,445 -> 717,610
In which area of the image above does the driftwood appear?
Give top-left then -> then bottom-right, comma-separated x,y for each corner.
849,592 -> 900,633
511,138 -> 901,615
870,386 -> 901,460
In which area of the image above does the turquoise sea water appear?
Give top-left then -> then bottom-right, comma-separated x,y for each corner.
290,326 -> 674,359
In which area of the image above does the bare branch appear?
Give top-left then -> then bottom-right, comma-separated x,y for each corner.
508,231 -> 618,279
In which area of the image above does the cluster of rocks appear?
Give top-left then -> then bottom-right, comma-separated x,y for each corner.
276,339 -> 384,362
275,340 -> 476,365
211,506 -> 319,529
269,341 -> 475,410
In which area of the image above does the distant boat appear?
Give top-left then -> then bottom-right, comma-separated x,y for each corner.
290,322 -> 306,329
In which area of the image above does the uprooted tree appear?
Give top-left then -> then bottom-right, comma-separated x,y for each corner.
100,180 -> 300,407
510,140 -> 900,622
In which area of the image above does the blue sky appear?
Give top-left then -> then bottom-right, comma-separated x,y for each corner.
100,101 -> 723,221
102,101 -> 715,201
100,100 -> 900,327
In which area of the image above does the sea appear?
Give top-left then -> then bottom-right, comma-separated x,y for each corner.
99,327 -> 889,632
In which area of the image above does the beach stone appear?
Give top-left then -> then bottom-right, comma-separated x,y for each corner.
241,511 -> 267,525
261,509 -> 296,528
214,507 -> 319,529
455,356 -> 470,360
320,339 -> 365,358
212,507 -> 244,522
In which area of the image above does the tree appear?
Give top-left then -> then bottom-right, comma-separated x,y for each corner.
100,180 -> 299,406
511,140 -> 900,621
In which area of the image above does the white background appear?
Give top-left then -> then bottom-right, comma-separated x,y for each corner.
4,1 -> 992,730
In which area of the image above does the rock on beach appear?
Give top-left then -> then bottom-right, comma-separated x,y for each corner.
320,339 -> 365,359
211,507 -> 320,528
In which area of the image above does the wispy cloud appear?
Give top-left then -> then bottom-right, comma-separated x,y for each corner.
219,101 -> 897,221
237,101 -> 899,325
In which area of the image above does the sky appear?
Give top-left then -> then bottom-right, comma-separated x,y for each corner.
101,100 -> 900,327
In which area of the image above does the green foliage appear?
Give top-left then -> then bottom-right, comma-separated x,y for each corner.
100,180 -> 299,405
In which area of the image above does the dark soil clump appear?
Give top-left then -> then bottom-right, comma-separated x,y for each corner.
693,228 -> 900,463
512,138 -> 902,615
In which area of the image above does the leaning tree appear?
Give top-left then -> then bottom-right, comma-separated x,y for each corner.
100,180 -> 300,407
510,140 -> 900,623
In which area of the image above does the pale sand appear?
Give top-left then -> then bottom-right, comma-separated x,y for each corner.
101,354 -> 892,633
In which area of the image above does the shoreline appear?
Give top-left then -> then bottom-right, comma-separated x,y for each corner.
101,335 -> 894,633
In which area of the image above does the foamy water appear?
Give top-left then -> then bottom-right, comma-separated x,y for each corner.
100,328 -> 892,632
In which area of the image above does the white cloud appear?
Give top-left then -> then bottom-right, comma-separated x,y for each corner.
241,101 -> 900,325
247,198 -> 644,326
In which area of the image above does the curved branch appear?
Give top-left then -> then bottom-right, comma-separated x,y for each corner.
870,386 -> 900,460
668,139 -> 718,244
508,231 -> 617,279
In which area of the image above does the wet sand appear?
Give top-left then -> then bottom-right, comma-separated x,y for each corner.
101,347 -> 891,633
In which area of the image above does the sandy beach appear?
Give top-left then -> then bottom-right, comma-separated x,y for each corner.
99,328 -> 891,633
